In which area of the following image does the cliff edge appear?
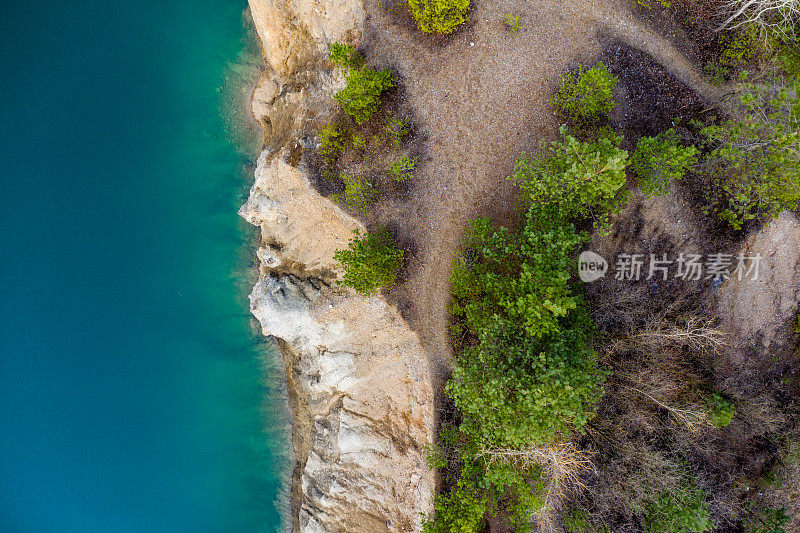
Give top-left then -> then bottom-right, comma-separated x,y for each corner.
241,1 -> 435,531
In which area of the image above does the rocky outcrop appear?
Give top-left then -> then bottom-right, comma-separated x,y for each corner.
242,2 -> 435,531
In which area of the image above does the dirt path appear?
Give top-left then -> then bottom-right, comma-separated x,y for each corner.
362,0 -> 722,392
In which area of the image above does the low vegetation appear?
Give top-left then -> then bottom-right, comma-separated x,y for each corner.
389,155 -> 417,182
504,13 -> 521,35
408,0 -> 470,34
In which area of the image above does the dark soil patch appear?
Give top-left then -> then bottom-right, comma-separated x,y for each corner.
602,39 -> 705,139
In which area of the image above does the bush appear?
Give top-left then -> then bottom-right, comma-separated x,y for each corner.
389,155 -> 417,182
705,393 -> 736,428
335,66 -> 395,124
551,63 -> 618,129
333,228 -> 404,296
744,507 -> 791,533
331,172 -> 376,215
318,123 -> 350,162
630,129 -> 699,198
699,79 -> 800,229
329,42 -> 361,69
514,128 -> 629,233
644,478 -> 714,532
384,115 -> 411,147
408,0 -> 469,34
504,13 -> 521,34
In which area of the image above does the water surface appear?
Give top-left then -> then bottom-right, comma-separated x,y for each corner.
0,2 -> 288,531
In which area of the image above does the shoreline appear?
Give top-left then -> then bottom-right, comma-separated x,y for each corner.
240,1 -> 437,530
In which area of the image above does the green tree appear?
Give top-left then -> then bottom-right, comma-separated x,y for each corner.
422,478 -> 488,533
335,66 -> 395,124
450,205 -> 586,339
408,0 -> 470,34
448,317 -> 606,449
551,63 -> 618,129
700,79 -> 800,229
513,128 -> 629,233
631,129 -> 699,198
333,228 -> 404,295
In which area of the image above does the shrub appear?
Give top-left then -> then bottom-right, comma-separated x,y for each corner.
384,115 -> 411,147
504,13 -> 521,34
335,66 -> 395,124
319,123 -> 350,163
630,129 -> 699,198
351,133 -> 366,149
408,0 -> 469,34
564,509 -> 594,533
514,128 -> 629,233
331,172 -> 376,215
389,155 -> 417,182
333,227 -> 404,295
699,79 -> 800,229
705,393 -> 736,428
744,507 -> 792,533
720,24 -> 764,67
644,478 -> 714,532
329,42 -> 361,69
551,63 -> 618,129
422,478 -> 488,533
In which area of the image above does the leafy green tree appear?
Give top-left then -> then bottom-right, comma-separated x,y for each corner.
333,228 -> 403,295
551,63 -> 618,129
448,317 -> 606,449
423,430 -> 545,533
631,129 -> 699,198
450,205 -> 586,339
408,0 -> 470,34
513,128 -> 629,233
335,66 -> 395,124
422,478 -> 489,533
699,79 -> 800,229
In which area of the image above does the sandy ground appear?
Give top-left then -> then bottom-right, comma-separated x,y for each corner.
358,0 -> 722,394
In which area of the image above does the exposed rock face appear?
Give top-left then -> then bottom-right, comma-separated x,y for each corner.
242,2 -> 435,531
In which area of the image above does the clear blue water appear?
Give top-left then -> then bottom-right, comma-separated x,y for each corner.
0,2 -> 289,531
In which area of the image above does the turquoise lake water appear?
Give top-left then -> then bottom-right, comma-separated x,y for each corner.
1,2 -> 289,531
